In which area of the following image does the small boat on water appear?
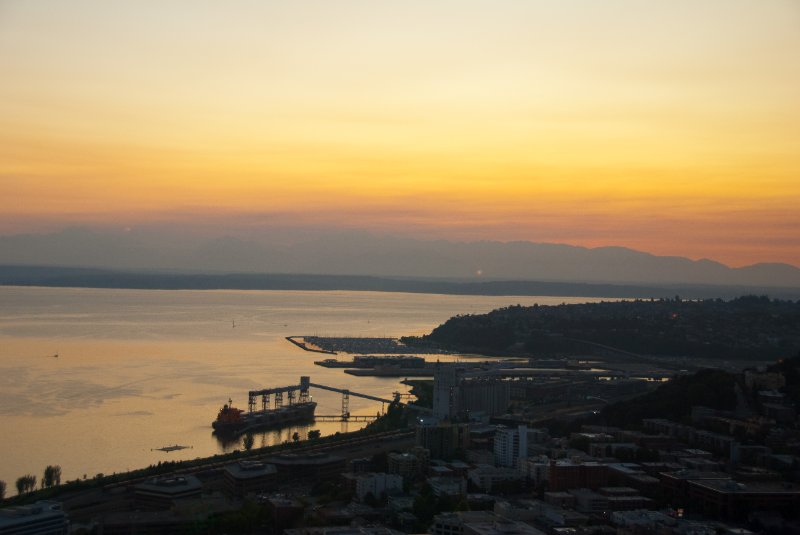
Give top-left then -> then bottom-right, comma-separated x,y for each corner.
152,444 -> 192,452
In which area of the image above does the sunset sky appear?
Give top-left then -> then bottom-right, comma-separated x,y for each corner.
1,1 -> 798,267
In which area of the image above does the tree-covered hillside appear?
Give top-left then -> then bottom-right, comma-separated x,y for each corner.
599,368 -> 738,428
402,296 -> 800,360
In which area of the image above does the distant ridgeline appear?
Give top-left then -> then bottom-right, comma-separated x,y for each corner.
401,296 -> 800,361
2,265 -> 800,300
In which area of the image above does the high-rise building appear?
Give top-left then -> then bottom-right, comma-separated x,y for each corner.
433,365 -> 461,419
460,380 -> 511,417
417,421 -> 471,459
494,425 -> 528,468
433,364 -> 511,420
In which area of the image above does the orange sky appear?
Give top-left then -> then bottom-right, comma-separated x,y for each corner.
1,1 -> 798,266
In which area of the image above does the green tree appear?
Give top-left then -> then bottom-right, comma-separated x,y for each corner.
454,497 -> 470,511
242,433 -> 255,451
308,429 -> 321,440
206,500 -> 270,534
412,492 -> 436,529
42,465 -> 62,488
16,475 -> 36,495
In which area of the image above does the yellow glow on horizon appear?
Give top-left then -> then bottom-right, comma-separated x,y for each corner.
1,1 -> 799,266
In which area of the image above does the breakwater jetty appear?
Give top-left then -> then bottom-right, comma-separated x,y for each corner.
294,336 -> 444,355
286,336 -> 336,355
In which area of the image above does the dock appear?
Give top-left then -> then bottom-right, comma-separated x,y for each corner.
316,354 -> 426,368
314,415 -> 379,422
296,336 -> 445,355
344,368 -> 434,377
223,376 -> 431,432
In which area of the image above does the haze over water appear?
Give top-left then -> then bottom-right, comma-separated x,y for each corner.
0,286 -> 608,492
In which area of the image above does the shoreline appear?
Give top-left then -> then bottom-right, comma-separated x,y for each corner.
3,265 -> 793,299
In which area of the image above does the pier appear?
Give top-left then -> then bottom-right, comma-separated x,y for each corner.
244,376 -> 431,423
291,336 -> 445,355
314,415 -> 378,422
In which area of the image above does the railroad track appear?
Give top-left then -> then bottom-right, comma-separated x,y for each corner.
100,429 -> 415,491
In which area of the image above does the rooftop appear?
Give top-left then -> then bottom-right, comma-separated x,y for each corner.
134,475 -> 203,496
0,501 -> 66,529
263,453 -> 345,466
689,479 -> 800,495
660,470 -> 731,481
224,460 -> 278,479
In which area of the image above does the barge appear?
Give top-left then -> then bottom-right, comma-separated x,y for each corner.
212,398 -> 317,435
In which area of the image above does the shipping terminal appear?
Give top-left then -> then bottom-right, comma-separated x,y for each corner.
212,375 -> 430,436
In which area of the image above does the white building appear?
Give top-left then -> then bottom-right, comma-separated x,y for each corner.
494,425 -> 528,468
523,456 -> 550,486
468,465 -> 522,492
354,473 -> 403,502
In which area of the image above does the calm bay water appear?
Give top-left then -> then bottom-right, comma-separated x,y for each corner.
0,286 -> 605,492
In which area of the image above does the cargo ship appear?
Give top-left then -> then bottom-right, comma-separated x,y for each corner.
212,398 -> 317,435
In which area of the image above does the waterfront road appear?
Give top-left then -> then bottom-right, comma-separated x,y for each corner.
58,429 -> 415,522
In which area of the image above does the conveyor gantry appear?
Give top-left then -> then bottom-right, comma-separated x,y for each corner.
246,376 -> 431,417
